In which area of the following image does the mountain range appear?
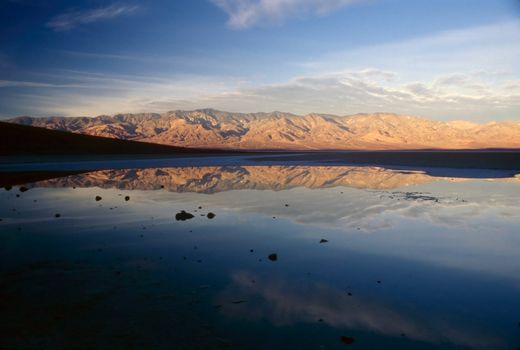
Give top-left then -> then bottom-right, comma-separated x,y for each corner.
27,166 -> 520,193
8,109 -> 520,150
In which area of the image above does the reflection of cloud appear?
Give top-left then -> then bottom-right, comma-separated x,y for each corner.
217,271 -> 502,349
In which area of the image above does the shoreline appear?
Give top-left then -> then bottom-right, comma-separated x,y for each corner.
2,150 -> 519,170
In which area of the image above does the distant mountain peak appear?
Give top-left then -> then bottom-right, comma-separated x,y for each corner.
7,110 -> 520,150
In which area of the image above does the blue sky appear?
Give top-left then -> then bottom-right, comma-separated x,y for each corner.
0,0 -> 519,121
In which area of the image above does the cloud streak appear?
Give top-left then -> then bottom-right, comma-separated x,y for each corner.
138,69 -> 520,121
3,20 -> 519,121
217,272 -> 503,349
46,3 -> 139,31
211,0 -> 362,29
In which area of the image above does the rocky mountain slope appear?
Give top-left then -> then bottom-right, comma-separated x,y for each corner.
8,109 -> 520,150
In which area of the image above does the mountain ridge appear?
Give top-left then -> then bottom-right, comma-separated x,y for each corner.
7,109 -> 520,150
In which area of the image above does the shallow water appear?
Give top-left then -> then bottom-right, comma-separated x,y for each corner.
1,165 -> 520,349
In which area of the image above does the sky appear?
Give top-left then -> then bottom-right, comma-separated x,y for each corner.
0,0 -> 519,122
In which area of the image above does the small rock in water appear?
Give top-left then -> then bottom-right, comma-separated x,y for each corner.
377,280 -> 381,284
4,185 -> 12,191
250,249 -> 254,253
124,196 -> 130,201
54,213 -> 61,218
340,336 -> 355,345
198,206 -> 202,209
95,196 -> 102,202
268,253 -> 278,262
175,210 -> 194,221
319,239 -> 328,243
19,186 -> 29,192
285,204 -> 289,207
207,212 -> 216,219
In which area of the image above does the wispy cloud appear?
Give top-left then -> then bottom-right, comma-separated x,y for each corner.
211,0 -> 363,29
3,20 -> 519,121
2,68 -> 519,121
136,69 -> 520,121
46,3 -> 139,31
217,272 -> 503,349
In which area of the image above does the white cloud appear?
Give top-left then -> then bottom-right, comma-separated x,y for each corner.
211,0 -> 363,29
296,21 -> 520,79
46,4 -> 139,31
132,69 -> 520,121
4,68 -> 519,121
3,20 -> 520,121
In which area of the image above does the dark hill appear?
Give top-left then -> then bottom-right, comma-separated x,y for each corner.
0,121 -> 235,156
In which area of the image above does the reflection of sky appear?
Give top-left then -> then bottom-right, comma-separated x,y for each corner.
3,175 -> 520,281
1,169 -> 520,349
217,271 -> 503,349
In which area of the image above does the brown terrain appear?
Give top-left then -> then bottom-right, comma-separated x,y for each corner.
8,109 -> 520,150
24,166 -> 520,193
0,120 -> 240,156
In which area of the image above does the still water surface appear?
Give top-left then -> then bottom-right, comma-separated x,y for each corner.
1,165 -> 520,349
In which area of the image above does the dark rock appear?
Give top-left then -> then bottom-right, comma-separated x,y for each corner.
19,186 -> 29,192
340,336 -> 355,345
54,213 -> 61,218
4,185 -> 12,191
268,253 -> 278,262
95,196 -> 102,201
207,212 -> 216,219
176,210 -> 194,221
320,239 -> 328,243
124,196 -> 130,201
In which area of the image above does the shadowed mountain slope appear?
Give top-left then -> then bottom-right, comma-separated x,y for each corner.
0,121 -> 239,156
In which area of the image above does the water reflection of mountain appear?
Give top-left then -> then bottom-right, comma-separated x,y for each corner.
30,166 -> 520,193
